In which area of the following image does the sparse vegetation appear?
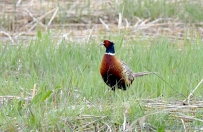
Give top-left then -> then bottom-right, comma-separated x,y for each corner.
0,0 -> 203,131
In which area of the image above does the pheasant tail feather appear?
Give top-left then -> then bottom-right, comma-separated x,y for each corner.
133,72 -> 155,78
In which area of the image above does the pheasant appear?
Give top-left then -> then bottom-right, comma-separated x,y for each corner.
100,40 -> 154,91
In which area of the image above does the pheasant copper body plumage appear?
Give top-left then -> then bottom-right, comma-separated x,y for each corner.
100,40 -> 153,91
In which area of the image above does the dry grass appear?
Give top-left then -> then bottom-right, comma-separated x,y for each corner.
0,0 -> 203,44
1,94 -> 203,131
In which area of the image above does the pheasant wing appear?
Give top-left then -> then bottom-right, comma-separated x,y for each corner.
119,60 -> 134,85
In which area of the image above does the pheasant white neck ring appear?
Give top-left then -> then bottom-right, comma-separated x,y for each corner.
105,53 -> 115,56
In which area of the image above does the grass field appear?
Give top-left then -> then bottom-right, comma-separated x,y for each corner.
1,0 -> 203,131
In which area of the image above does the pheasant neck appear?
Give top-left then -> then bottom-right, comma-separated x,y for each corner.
105,45 -> 115,55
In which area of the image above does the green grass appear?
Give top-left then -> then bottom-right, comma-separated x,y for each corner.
1,0 -> 203,131
56,0 -> 203,24
116,0 -> 203,23
0,32 -> 203,131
